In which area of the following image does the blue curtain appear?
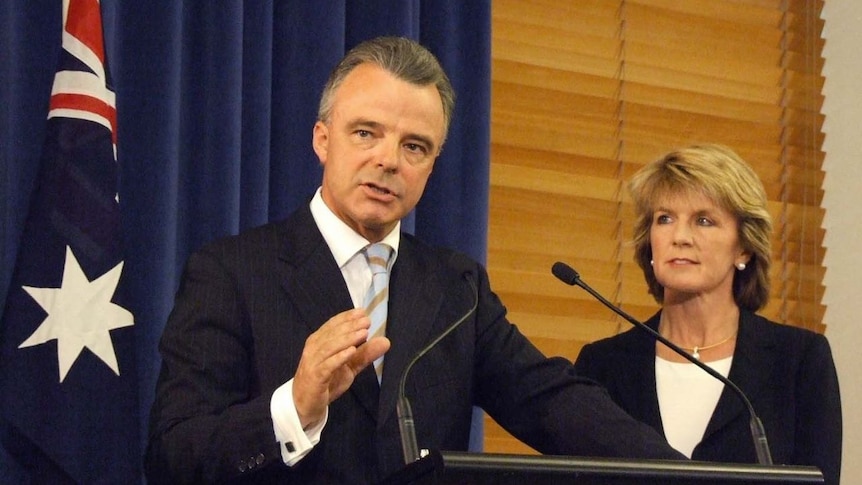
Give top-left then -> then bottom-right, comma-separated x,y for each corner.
0,1 -> 490,481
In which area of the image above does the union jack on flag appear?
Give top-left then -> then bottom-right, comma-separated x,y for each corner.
0,0 -> 140,482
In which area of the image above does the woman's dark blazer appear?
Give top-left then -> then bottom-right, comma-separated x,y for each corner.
574,310 -> 842,485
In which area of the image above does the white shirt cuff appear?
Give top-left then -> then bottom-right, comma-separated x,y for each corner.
270,378 -> 328,466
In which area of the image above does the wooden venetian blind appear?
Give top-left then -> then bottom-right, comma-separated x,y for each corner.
486,0 -> 825,454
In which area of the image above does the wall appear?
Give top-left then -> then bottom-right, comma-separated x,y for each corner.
821,1 -> 862,483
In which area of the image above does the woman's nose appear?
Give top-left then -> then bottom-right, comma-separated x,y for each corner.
672,223 -> 693,246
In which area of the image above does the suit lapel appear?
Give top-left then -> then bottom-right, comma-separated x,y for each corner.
278,206 -> 351,333
376,240 -> 445,427
277,206 -> 381,420
702,311 -> 776,440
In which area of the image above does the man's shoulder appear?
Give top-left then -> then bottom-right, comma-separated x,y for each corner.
200,219 -> 287,252
398,232 -> 480,274
201,204 -> 314,252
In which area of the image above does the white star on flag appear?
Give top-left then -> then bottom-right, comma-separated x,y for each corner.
18,246 -> 134,383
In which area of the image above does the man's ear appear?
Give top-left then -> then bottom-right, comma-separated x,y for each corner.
312,121 -> 329,164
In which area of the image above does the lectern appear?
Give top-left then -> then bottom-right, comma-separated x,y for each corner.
379,450 -> 824,485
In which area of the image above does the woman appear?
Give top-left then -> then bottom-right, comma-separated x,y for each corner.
573,144 -> 842,484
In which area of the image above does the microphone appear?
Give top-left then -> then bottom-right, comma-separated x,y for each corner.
551,261 -> 773,465
397,273 -> 479,464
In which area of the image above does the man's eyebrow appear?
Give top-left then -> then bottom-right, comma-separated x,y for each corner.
346,118 -> 382,131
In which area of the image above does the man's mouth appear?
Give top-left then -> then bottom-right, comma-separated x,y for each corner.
365,183 -> 393,196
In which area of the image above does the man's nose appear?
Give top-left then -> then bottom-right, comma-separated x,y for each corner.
376,139 -> 400,171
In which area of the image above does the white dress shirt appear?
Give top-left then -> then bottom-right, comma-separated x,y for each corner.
271,188 -> 399,465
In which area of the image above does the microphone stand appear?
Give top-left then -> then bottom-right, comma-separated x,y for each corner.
552,262 -> 773,465
397,276 -> 479,464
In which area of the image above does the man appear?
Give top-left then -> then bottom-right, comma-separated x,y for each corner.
145,36 -> 683,484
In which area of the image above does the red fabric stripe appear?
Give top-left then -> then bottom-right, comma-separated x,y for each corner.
50,93 -> 117,143
65,0 -> 105,64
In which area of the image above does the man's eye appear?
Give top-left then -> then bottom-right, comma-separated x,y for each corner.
405,143 -> 426,154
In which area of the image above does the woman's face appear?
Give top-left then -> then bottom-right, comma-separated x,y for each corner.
649,190 -> 750,304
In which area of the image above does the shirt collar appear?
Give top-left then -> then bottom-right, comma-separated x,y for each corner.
309,187 -> 400,268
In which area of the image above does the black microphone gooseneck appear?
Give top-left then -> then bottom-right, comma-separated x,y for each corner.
551,261 -> 773,465
397,274 -> 479,464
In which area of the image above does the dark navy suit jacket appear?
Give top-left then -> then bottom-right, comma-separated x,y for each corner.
574,310 -> 842,485
146,204 -> 684,484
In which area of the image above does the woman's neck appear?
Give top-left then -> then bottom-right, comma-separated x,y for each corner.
657,296 -> 740,362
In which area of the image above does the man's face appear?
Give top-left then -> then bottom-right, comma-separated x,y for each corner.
313,62 -> 446,242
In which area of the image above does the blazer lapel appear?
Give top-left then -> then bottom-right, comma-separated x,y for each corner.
702,311 -> 776,441
277,206 -> 381,420
636,314 -> 666,433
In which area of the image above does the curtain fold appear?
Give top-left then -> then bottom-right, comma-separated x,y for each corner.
0,1 -> 490,481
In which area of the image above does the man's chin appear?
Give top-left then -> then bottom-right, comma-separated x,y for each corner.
353,214 -> 399,239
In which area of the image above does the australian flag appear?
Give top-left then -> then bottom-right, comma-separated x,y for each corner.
0,0 -> 140,482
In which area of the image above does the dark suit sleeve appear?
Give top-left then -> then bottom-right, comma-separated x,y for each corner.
144,246 -> 285,484
572,342 -> 600,380
794,334 -> 842,485
463,263 -> 683,460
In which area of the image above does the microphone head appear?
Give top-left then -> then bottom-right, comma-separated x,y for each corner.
552,262 -> 580,286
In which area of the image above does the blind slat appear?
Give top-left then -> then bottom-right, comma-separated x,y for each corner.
487,0 -> 824,455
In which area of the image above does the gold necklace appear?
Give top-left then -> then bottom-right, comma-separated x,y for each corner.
675,330 -> 738,360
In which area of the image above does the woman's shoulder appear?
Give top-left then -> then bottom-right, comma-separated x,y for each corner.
745,311 -> 823,338
578,312 -> 659,355
743,311 -> 832,355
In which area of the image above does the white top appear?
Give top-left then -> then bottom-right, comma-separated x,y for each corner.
655,355 -> 733,458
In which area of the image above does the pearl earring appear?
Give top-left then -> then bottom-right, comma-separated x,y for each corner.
736,262 -> 746,271
650,260 -> 654,266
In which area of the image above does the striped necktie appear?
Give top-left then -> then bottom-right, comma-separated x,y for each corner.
362,243 -> 392,381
